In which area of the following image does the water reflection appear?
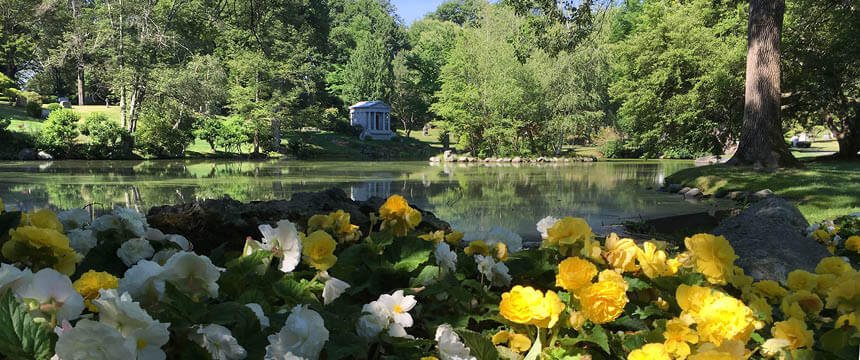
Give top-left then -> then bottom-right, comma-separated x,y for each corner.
0,159 -> 726,239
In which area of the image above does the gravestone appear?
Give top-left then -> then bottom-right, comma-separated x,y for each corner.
60,100 -> 72,109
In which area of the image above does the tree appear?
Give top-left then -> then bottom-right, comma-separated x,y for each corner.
783,0 -> 860,160
0,0 -> 39,82
727,0 -> 801,167
341,37 -> 393,105
429,0 -> 480,26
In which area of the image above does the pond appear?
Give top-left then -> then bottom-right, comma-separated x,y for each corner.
0,160 -> 728,239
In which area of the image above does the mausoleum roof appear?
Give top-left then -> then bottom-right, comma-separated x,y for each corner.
349,100 -> 390,110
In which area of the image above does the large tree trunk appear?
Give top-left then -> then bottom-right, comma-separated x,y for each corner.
831,114 -> 859,160
76,64 -> 85,106
727,0 -> 800,168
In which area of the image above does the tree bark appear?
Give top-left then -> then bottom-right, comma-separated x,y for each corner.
76,65 -> 85,106
831,115 -> 859,160
727,0 -> 800,168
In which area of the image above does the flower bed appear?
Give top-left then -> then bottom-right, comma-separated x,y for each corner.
0,195 -> 858,360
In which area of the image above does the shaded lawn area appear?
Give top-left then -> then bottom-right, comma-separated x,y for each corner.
665,161 -> 860,222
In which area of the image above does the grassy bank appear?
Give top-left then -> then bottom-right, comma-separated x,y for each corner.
665,160 -> 860,222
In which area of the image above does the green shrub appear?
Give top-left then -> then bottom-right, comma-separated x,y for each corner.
4,88 -> 21,105
81,112 -> 127,158
135,106 -> 195,158
599,139 -> 644,159
215,115 -> 252,153
45,103 -> 63,112
0,73 -> 13,93
39,108 -> 80,157
0,130 -> 37,159
25,100 -> 43,118
193,115 -> 222,151
0,117 -> 10,134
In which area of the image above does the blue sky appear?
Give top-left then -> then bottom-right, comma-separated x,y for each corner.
391,0 -> 446,26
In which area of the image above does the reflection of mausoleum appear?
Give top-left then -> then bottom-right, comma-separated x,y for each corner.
350,180 -> 392,201
349,100 -> 395,140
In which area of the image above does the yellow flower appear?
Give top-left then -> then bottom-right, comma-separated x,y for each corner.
815,256 -> 854,276
555,257 -> 597,294
687,349 -> 741,360
419,230 -> 445,244
494,242 -> 508,262
420,357 -> 439,360
530,290 -> 565,328
812,229 -> 831,243
499,286 -> 564,328
728,270 -> 753,292
464,240 -> 489,256
330,210 -> 361,242
637,241 -> 673,279
836,312 -> 856,328
628,343 -> 671,360
3,226 -> 81,275
779,290 -> 822,320
771,318 -> 813,349
598,269 -> 629,291
21,209 -> 64,232
567,310 -> 586,331
825,270 -> 860,313
786,270 -> 818,292
663,318 -> 698,359
499,285 -> 545,325
603,233 -> 639,273
695,294 -> 757,346
0,197 -> 3,212
378,195 -> 422,237
307,214 -> 334,231
753,280 -> 788,300
301,230 -> 337,271
545,217 -> 594,256
684,234 -> 738,285
491,330 -> 531,353
747,295 -> 773,324
445,231 -> 464,246
580,280 -> 628,324
73,270 -> 119,312
655,297 -> 669,311
816,273 -> 838,295
846,236 -> 860,253
676,285 -> 715,318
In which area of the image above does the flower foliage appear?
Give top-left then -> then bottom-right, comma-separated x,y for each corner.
0,197 -> 858,359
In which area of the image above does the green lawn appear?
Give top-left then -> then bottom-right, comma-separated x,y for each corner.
790,139 -> 839,158
665,161 -> 860,222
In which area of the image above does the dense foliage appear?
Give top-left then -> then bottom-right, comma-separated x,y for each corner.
0,195 -> 858,359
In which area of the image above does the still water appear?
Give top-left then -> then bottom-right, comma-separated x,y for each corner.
0,160 -> 726,239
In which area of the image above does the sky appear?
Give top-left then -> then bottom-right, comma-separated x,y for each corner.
391,0 -> 446,26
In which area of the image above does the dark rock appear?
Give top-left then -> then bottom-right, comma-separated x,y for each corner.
712,197 -> 830,282
728,191 -> 748,200
679,187 -> 692,194
147,188 -> 450,254
37,151 -> 53,160
667,184 -> 682,193
750,189 -> 774,201
18,148 -> 37,161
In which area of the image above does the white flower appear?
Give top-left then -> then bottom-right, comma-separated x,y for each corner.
245,303 -> 270,328
165,234 -> 191,251
58,209 -> 90,231
388,323 -> 414,339
485,227 -> 522,253
191,324 -> 247,360
13,268 -> 84,322
128,321 -> 170,360
475,255 -> 495,280
114,207 -> 148,237
259,220 -> 302,273
159,252 -> 223,300
833,235 -> 843,246
491,261 -> 512,288
377,290 -> 417,328
241,238 -> 271,275
435,324 -> 475,360
119,260 -> 165,301
356,301 -> 389,338
434,242 -> 457,273
145,228 -> 166,242
91,214 -> 122,233
67,229 -> 98,256
55,319 -> 135,360
0,263 -> 31,293
150,249 -> 178,266
265,305 -> 329,360
320,272 -> 350,305
93,289 -> 156,336
117,239 -> 155,267
536,216 -> 559,240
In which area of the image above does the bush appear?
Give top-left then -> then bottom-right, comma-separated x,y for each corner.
4,88 -> 20,105
135,105 -> 195,158
39,108 -> 81,157
0,130 -> 37,159
25,100 -> 43,118
81,112 -> 128,158
193,115 -> 222,151
45,103 -> 63,112
599,139 -> 643,159
0,117 -> 9,134
0,73 -> 13,93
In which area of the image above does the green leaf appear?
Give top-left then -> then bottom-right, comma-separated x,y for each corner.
454,328 -> 499,360
523,328 -> 541,360
157,282 -> 207,326
0,211 -> 22,241
632,304 -> 663,320
0,291 -> 56,360
820,327 -> 852,353
273,276 -> 318,305
392,237 -> 433,272
623,276 -> 651,291
559,325 -> 610,354
496,345 -> 524,360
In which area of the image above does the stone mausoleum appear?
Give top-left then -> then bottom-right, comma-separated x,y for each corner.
349,100 -> 395,140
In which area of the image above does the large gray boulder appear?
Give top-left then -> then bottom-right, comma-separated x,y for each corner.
712,197 -> 830,282
18,148 -> 37,161
147,188 -> 449,254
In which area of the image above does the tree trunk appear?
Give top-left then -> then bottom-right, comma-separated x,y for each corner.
831,115 -> 859,160
727,0 -> 800,168
76,64 -> 85,106
272,118 -> 281,151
